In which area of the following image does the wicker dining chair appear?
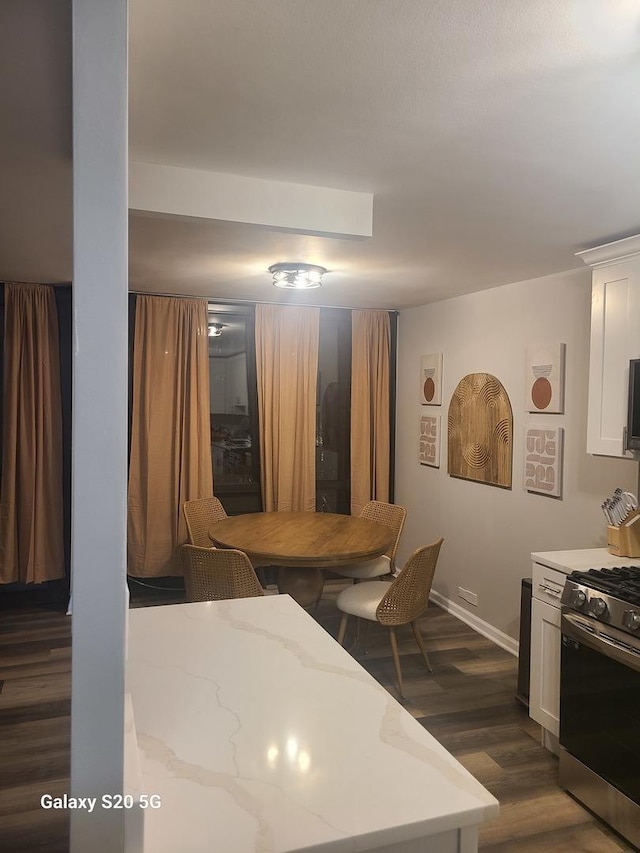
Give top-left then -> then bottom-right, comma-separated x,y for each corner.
183,496 -> 227,548
336,538 -> 444,699
335,501 -> 407,580
181,545 -> 265,602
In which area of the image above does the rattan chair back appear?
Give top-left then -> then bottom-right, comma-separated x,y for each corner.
181,545 -> 264,602
376,538 -> 444,626
360,500 -> 407,569
183,496 -> 227,548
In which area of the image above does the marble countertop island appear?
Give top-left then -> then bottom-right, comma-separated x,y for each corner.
126,596 -> 498,853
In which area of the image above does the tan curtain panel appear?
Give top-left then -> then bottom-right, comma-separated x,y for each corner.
255,304 -> 319,512
0,283 -> 65,584
350,309 -> 391,516
128,296 -> 213,577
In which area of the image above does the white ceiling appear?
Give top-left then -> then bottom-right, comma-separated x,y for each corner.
3,1 -> 640,308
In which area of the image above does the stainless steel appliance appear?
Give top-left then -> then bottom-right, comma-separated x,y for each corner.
560,566 -> 640,849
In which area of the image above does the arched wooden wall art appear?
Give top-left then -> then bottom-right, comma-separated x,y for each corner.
447,373 -> 513,488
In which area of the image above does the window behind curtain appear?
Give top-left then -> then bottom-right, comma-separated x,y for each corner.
205,304 -> 391,515
316,308 -> 351,514
125,300 -> 393,518
207,303 -> 262,515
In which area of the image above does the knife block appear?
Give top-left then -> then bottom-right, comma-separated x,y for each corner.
607,510 -> 640,558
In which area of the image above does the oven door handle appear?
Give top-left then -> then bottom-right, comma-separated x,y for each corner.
562,612 -> 640,673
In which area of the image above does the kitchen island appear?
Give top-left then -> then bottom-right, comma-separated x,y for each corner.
125,595 -> 498,853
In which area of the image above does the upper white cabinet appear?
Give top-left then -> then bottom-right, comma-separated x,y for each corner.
578,234 -> 640,457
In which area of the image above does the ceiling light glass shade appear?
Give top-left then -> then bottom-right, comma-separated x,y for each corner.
208,322 -> 224,337
268,262 -> 327,289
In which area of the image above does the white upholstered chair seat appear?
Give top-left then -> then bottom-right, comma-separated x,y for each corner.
336,579 -> 393,620
336,539 -> 444,699
330,501 -> 406,584
333,555 -> 391,580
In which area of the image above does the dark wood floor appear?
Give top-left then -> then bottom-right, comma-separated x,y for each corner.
0,580 -> 634,852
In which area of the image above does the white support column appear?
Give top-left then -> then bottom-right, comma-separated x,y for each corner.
70,1 -> 128,851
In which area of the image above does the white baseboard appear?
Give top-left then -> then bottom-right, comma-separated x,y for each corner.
429,589 -> 519,657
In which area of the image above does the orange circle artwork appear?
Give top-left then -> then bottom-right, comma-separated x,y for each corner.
531,377 -> 552,410
423,377 -> 435,402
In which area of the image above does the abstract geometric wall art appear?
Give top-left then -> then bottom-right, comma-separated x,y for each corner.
524,426 -> 564,498
420,353 -> 443,405
448,373 -> 513,488
526,343 -> 566,414
419,415 -> 441,467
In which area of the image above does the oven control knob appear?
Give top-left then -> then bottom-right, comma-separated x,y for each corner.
623,610 -> 640,631
570,589 -> 587,608
589,597 -> 607,617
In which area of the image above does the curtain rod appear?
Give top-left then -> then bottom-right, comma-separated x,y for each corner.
129,289 -> 398,314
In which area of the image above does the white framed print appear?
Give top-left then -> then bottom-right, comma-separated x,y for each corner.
420,353 -> 443,405
419,415 -> 441,467
525,343 -> 566,414
524,425 -> 564,498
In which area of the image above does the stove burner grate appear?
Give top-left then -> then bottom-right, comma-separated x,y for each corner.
568,566 -> 640,606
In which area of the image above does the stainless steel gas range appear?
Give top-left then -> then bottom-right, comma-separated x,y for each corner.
560,566 -> 640,850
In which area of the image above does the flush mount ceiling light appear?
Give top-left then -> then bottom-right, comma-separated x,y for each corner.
208,322 -> 225,337
268,262 -> 327,290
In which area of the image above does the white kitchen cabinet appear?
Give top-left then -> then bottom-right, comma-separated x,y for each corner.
529,562 -> 565,744
530,597 -> 561,737
578,234 -> 640,457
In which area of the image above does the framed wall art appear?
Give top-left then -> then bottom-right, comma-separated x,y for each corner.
419,415 -> 441,467
448,373 -> 513,488
420,353 -> 442,405
524,425 -> 564,498
525,343 -> 566,414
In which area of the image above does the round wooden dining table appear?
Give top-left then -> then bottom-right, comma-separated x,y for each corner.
209,511 -> 395,607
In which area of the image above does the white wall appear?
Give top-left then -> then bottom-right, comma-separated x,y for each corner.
395,267 -> 638,641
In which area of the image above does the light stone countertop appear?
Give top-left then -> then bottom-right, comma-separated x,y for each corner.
531,547 -> 640,574
126,595 -> 498,853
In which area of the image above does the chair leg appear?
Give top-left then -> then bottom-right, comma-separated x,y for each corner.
362,620 -> 370,654
411,620 -> 432,672
337,613 -> 349,646
311,570 -> 327,616
388,627 -> 404,700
